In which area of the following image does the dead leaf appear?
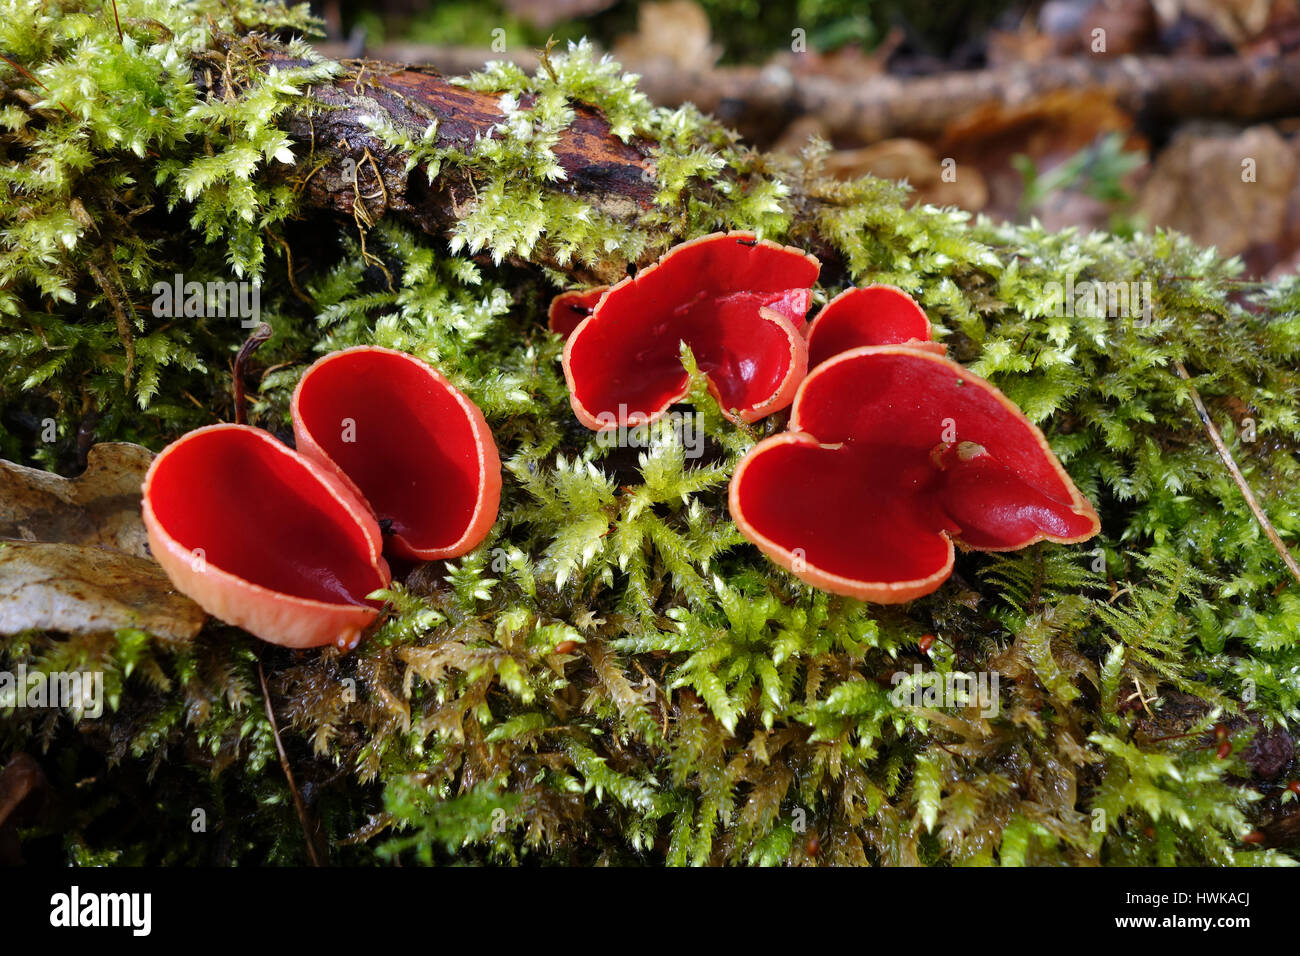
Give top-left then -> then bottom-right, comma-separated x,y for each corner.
987,20 -> 1059,64
0,442 -> 155,557
0,442 -> 205,640
1029,0 -> 1158,58
938,88 -> 1142,226
614,0 -> 718,72
0,540 -> 205,641
1137,123 -> 1296,259
771,28 -> 903,81
820,138 -> 989,211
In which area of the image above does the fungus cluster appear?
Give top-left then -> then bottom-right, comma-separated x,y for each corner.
143,346 -> 500,649
728,345 -> 1101,602
146,235 -> 1099,651
555,233 -> 1101,602
561,232 -> 821,429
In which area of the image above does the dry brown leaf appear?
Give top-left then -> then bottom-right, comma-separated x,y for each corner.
0,540 -> 205,640
771,28 -> 902,81
0,442 -> 205,640
0,442 -> 155,557
1031,0 -> 1159,58
820,138 -> 989,211
613,0 -> 718,72
938,88 -> 1141,225
1137,123 -> 1296,259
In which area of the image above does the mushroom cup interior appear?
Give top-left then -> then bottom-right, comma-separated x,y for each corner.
566,235 -> 819,424
734,347 -> 1098,589
807,286 -> 934,368
296,350 -> 485,552
737,436 -> 958,584
570,291 -> 805,421
548,287 -> 607,338
148,429 -> 385,606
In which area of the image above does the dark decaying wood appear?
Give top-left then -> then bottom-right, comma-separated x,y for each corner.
251,42 -> 1300,283
262,55 -> 657,282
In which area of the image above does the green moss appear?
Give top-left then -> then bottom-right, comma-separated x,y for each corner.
3,0 -> 1300,866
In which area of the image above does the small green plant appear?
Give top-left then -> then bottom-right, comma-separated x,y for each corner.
1014,132 -> 1147,227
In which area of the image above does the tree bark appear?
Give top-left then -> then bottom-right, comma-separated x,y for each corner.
258,53 -> 658,283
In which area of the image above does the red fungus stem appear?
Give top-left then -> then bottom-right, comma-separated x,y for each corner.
233,323 -> 273,426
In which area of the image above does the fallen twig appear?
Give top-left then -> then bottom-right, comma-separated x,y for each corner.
1175,361 -> 1300,588
314,43 -> 1300,145
257,658 -> 322,867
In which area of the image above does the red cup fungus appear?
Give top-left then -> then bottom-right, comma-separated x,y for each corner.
548,286 -> 609,339
292,346 -> 502,561
143,346 -> 501,649
142,424 -> 391,649
729,344 -> 1101,603
805,285 -> 946,368
562,232 -> 820,429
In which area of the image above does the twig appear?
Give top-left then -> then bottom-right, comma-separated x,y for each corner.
232,322 -> 273,425
1175,361 -> 1300,588
86,260 -> 135,391
0,51 -> 75,116
108,0 -> 123,42
257,658 -> 322,867
538,36 -> 559,85
308,43 -> 1300,145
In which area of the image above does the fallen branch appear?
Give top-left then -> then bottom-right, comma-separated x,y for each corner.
315,42 -> 1300,144
258,53 -> 655,283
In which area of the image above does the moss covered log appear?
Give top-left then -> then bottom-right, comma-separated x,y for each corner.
3,0 -> 1300,866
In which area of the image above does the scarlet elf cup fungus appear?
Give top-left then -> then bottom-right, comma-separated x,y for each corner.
562,232 -> 820,429
141,424 -> 392,650
805,285 -> 947,368
142,343 -> 501,649
728,345 -> 1101,603
292,346 -> 502,561
548,286 -> 608,339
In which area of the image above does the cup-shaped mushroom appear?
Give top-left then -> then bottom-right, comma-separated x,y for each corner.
563,232 -> 821,429
141,424 -> 391,649
291,346 -> 502,561
729,345 -> 1101,602
548,286 -> 609,338
805,285 -> 946,369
